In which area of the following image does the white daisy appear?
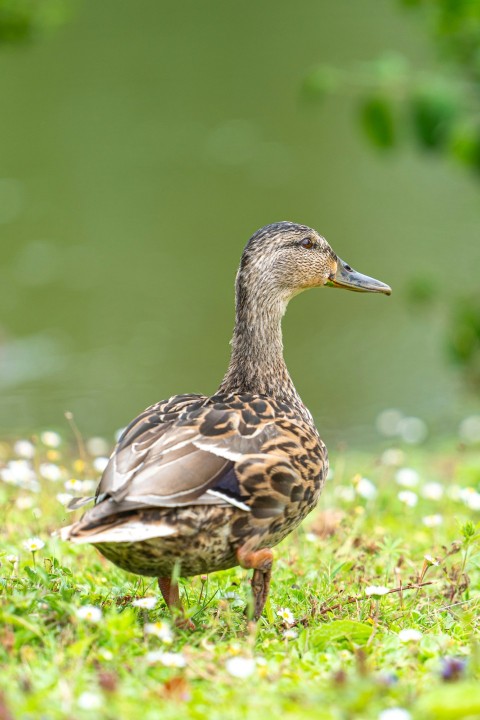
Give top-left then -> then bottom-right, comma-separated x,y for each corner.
56,492 -> 74,506
77,692 -> 102,710
276,607 -> 295,624
132,597 -> 157,610
365,585 -> 389,598
64,478 -> 84,493
421,482 -> 444,500
355,477 -> 377,500
39,463 -> 63,482
378,709 -> 412,720
225,656 -> 256,679
93,457 -> 109,473
146,651 -> 186,667
144,621 -> 173,643
23,537 -> 45,552
395,468 -> 419,488
398,628 -> 422,642
13,439 -> 35,459
398,490 -> 418,507
462,489 -> 480,511
422,514 -> 443,527
76,605 -> 103,623
40,431 -> 62,448
86,437 -> 110,457
81,479 -> 96,493
1,460 -> 39,491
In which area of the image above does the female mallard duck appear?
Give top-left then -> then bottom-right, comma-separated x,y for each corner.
62,222 -> 390,623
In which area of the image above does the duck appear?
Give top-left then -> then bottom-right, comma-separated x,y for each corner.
61,221 -> 391,625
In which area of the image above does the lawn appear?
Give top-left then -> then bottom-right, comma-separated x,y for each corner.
1,432 -> 479,720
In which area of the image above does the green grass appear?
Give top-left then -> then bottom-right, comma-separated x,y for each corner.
1,435 -> 479,720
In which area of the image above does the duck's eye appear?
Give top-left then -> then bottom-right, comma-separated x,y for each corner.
300,237 -> 314,249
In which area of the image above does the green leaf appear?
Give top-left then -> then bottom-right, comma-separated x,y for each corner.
449,121 -> 480,173
410,84 -> 457,150
24,565 -> 39,582
264,594 -> 274,624
309,620 -> 373,650
1,612 -> 44,639
359,95 -> 396,149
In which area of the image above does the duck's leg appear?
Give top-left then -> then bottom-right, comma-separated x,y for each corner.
236,547 -> 273,620
158,576 -> 195,630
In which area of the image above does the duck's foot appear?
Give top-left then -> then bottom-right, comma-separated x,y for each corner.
236,546 -> 273,620
158,576 -> 195,630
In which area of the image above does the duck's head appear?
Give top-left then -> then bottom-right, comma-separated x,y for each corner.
239,221 -> 391,301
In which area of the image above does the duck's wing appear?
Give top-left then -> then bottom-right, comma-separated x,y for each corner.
61,393 -> 326,543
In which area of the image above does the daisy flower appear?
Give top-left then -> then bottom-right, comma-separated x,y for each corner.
23,537 -> 45,552
422,514 -> 443,527
93,457 -> 109,473
276,607 -> 295,624
56,493 -> 74,506
40,431 -> 62,448
355,476 -> 377,500
365,585 -> 389,598
132,597 -> 157,610
398,490 -> 418,507
13,439 -> 35,459
378,709 -> 412,720
39,463 -> 63,482
77,692 -> 102,710
144,621 -> 173,643
398,628 -> 422,642
146,651 -> 186,667
421,482 -> 444,501
76,605 -> 103,623
395,468 -> 419,488
86,437 -> 110,457
64,479 -> 83,493
225,656 -> 256,679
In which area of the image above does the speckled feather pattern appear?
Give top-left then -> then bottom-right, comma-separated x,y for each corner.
67,392 -> 328,576
62,222 -> 341,581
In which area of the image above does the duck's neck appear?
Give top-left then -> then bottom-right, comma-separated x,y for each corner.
218,276 -> 302,408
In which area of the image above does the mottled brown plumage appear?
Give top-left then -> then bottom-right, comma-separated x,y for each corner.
61,221 -> 390,623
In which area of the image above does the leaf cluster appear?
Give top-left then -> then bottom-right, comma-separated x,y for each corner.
303,0 -> 480,175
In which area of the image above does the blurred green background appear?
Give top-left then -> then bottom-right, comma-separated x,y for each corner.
1,0 -> 479,445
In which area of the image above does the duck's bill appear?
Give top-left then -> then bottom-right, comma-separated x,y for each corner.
326,257 -> 392,295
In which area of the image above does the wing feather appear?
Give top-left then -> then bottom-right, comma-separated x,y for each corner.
64,392 -> 324,541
